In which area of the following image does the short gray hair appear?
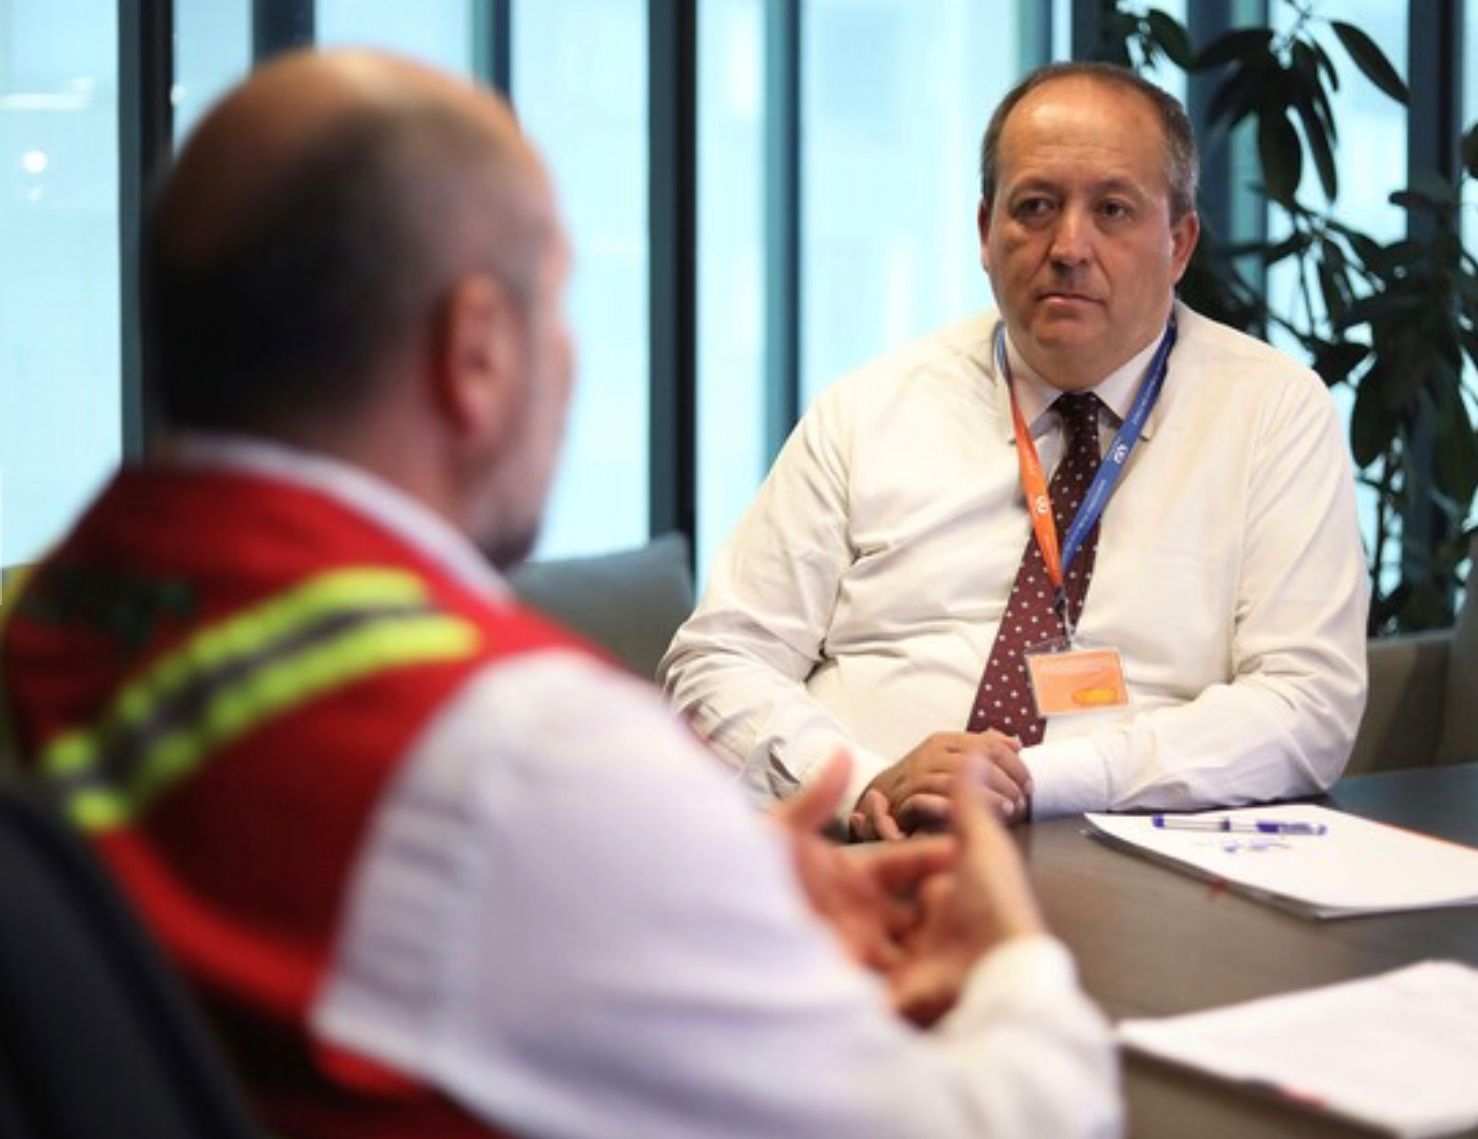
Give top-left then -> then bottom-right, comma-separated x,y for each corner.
979,62 -> 1199,222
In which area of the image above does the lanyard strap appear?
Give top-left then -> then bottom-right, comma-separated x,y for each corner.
996,316 -> 1178,600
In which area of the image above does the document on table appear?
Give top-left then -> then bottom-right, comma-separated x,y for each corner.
1083,804 -> 1478,918
1118,961 -> 1478,1138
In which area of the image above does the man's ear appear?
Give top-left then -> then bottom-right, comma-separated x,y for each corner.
1169,209 -> 1200,284
977,199 -> 993,274
433,272 -> 522,445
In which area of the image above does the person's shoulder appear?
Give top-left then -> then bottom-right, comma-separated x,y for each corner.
408,647 -> 739,801
816,310 -> 999,404
1175,302 -> 1329,404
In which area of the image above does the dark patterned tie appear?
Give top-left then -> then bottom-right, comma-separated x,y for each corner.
967,392 -> 1104,745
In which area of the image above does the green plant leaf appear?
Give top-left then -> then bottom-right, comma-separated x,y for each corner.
1257,109 -> 1302,206
1311,38 -> 1341,92
1351,361 -> 1397,465
1206,57 -> 1268,128
1292,84 -> 1339,200
1145,9 -> 1194,68
1194,26 -> 1274,69
1312,339 -> 1369,388
1464,124 -> 1478,180
1330,20 -> 1409,104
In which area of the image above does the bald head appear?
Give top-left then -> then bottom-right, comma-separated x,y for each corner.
147,50 -> 553,434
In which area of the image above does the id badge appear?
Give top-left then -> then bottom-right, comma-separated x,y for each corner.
1024,636 -> 1129,718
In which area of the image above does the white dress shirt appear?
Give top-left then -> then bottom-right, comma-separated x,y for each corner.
660,303 -> 1369,819
173,435 -> 1123,1139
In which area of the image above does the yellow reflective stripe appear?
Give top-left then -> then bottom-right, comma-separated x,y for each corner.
61,612 -> 479,832
0,564 -> 38,772
41,567 -> 431,780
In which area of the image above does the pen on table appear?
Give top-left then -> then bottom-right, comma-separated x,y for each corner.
1151,815 -> 1329,836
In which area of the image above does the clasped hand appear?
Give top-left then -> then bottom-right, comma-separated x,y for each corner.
772,752 -> 1044,1026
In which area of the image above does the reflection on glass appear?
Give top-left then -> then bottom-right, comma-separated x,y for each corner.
0,0 -> 120,563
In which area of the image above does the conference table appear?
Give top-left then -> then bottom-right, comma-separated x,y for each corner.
1019,762 -> 1478,1139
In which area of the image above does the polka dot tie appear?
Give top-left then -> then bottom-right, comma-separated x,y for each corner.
966,392 -> 1104,745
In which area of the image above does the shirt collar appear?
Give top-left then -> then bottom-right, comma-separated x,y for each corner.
166,431 -> 510,598
993,313 -> 1170,443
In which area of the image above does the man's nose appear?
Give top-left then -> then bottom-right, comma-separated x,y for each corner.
1048,206 -> 1091,266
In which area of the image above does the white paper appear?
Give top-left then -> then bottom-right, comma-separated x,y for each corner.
1084,804 -> 1478,917
1119,961 -> 1478,1138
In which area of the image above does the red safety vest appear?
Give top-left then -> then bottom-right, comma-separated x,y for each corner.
2,466 -> 590,1139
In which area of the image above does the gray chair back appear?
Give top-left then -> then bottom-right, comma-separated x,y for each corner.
507,532 -> 695,681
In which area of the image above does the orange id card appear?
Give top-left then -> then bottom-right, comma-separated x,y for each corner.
1025,645 -> 1129,718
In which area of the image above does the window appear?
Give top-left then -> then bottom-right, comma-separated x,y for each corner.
516,0 -> 651,558
0,0 -> 120,565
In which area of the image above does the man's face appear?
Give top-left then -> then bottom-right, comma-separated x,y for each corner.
979,77 -> 1198,392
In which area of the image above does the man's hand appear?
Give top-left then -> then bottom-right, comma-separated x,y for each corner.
851,731 -> 1029,841
887,756 -> 1047,1026
773,753 -> 956,973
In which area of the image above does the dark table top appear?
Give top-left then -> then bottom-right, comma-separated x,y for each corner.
1018,762 -> 1478,1139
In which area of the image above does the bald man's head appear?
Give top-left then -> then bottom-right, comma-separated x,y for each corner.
146,51 -> 552,435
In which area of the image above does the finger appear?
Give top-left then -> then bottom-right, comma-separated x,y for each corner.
856,835 -> 958,893
983,746 -> 1033,796
953,755 -> 1015,847
896,792 -> 951,833
975,761 -> 1028,815
894,772 -> 953,803
862,789 -> 906,842
849,810 -> 874,843
773,750 -> 852,832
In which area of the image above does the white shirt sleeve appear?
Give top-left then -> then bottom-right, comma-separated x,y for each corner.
311,652 -> 1120,1139
660,379 -> 892,816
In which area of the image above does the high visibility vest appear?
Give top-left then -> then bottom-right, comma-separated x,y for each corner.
2,466 -> 589,1139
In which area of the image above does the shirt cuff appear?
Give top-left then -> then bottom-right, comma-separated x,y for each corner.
938,935 -> 1083,1036
1021,735 -> 1111,818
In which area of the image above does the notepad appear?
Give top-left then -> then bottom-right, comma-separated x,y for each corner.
1118,961 -> 1478,1138
1084,804 -> 1478,918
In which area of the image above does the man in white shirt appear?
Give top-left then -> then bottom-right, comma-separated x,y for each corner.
1,50 -> 1120,1139
661,62 -> 1368,839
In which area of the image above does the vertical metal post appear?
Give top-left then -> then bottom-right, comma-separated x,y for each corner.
1403,0 -> 1465,599
118,0 -> 173,458
648,0 -> 698,552
473,0 -> 512,97
253,0 -> 314,62
763,0 -> 801,459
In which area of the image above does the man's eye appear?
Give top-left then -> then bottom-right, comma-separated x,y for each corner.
1100,200 -> 1133,221
1014,198 -> 1053,218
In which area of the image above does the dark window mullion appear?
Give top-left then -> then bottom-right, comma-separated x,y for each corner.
763,0 -> 801,460
253,0 -> 314,63
648,0 -> 698,557
118,0 -> 173,458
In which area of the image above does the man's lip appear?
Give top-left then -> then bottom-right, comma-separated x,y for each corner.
1038,291 -> 1101,303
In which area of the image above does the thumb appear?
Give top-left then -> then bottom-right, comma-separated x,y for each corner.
951,753 -> 1001,847
773,750 -> 852,832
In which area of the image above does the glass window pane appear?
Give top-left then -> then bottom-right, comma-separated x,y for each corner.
697,0 -> 765,575
516,0 -> 650,558
800,0 -> 1026,404
1265,4 -> 1408,582
316,0 -> 479,76
0,0 -> 120,565
173,0 -> 250,142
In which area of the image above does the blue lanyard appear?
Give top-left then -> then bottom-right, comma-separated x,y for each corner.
994,315 -> 1177,580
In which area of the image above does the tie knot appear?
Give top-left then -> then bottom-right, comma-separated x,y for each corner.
1054,392 -> 1101,443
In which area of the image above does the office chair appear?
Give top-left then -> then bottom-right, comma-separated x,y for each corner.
0,778 -> 259,1139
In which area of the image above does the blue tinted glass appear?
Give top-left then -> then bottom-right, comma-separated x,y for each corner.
0,0 -> 120,565
516,0 -> 650,558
